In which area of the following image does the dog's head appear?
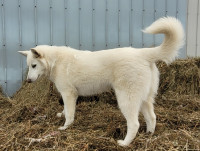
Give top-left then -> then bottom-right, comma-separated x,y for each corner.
19,48 -> 48,83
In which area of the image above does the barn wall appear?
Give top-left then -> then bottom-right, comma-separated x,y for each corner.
186,0 -> 200,57
0,0 -> 187,95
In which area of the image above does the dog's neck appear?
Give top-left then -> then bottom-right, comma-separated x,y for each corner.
43,47 -> 76,82
43,51 -> 58,82
47,60 -> 55,81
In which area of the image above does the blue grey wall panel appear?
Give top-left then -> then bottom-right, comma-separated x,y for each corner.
107,0 -> 118,49
21,0 -> 35,48
21,0 -> 35,79
132,0 -> 143,48
37,0 -> 51,45
67,0 -> 79,49
94,0 -> 106,50
154,0 -> 165,47
143,0 -> 155,47
0,1 -> 4,92
80,0 -> 93,50
177,0 -> 187,58
0,0 -> 187,95
166,0 -> 177,17
119,0 -> 130,47
4,0 -> 22,95
52,0 -> 65,46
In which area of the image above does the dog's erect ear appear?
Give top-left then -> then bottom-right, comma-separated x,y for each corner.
18,51 -> 29,56
31,48 -> 41,58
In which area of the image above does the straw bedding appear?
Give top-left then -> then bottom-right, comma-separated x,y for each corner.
0,58 -> 199,150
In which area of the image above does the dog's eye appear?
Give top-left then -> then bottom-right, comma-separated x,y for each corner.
32,64 -> 37,68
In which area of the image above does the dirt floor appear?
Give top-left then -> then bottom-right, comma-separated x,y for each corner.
0,58 -> 200,151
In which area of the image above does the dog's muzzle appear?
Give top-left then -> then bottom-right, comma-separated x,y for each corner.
27,79 -> 32,83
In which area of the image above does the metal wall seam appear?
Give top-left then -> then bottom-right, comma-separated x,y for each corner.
18,0 -> 23,81
118,0 -> 120,47
78,0 -> 81,50
176,0 -> 178,18
129,0 -> 133,47
49,0 -> 53,46
34,0 -> 38,46
153,0 -> 156,46
64,0 -> 68,46
196,0 -> 199,56
1,0 -> 5,48
18,0 -> 22,47
142,0 -> 144,47
1,0 -> 7,92
197,0 -> 200,56
183,0 -> 189,57
186,0 -> 189,56
92,0 -> 95,50
165,0 -> 167,16
105,0 -> 108,49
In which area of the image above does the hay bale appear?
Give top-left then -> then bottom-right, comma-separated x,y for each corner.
158,58 -> 200,96
0,58 -> 200,150
0,86 -> 3,94
0,86 -> 5,99
4,76 -> 61,123
0,86 -> 12,109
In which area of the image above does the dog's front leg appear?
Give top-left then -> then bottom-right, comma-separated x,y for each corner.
58,91 -> 77,130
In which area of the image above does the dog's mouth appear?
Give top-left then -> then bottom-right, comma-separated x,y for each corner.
27,74 -> 40,83
27,79 -> 32,83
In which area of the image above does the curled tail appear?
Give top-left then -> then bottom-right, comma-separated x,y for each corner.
143,17 -> 185,64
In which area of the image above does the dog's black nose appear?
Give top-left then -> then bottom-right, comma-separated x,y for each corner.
27,79 -> 32,83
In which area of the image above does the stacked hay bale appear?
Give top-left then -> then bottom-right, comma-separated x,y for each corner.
0,87 -> 12,110
0,58 -> 199,150
158,58 -> 200,96
0,86 -> 4,101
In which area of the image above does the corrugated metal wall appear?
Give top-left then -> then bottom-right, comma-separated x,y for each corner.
0,0 -> 187,96
186,0 -> 200,57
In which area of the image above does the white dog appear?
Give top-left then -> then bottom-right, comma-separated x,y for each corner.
19,17 -> 184,146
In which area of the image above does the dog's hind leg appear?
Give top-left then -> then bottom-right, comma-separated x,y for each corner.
141,97 -> 156,133
141,63 -> 158,133
58,90 -> 78,130
115,89 -> 142,146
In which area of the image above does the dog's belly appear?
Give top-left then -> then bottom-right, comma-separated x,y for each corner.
76,81 -> 111,96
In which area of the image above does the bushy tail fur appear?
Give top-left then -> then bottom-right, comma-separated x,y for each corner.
143,17 -> 185,64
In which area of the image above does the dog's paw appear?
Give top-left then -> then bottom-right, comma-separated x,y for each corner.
56,112 -> 63,118
146,129 -> 155,133
146,125 -> 155,133
58,126 -> 68,130
117,140 -> 129,147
